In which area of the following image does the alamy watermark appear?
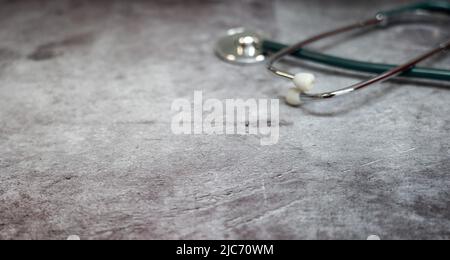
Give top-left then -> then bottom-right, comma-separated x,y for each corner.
171,91 -> 280,146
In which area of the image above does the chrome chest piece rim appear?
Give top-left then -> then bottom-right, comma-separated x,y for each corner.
215,28 -> 266,65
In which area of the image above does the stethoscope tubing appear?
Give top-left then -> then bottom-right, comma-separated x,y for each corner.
263,40 -> 450,82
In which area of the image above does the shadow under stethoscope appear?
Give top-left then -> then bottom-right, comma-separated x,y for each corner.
274,53 -> 450,117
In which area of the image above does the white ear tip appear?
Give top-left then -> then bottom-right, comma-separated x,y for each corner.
285,88 -> 302,106
293,73 -> 315,92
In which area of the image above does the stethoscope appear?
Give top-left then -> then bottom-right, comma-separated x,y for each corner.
215,1 -> 450,106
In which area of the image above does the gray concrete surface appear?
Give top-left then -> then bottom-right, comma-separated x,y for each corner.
0,0 -> 449,240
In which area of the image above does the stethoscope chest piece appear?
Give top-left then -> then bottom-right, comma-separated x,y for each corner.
215,28 -> 266,65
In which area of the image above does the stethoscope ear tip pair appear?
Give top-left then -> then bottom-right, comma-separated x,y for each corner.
286,73 -> 316,106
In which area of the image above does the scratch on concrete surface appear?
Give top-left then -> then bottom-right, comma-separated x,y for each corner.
360,159 -> 384,168
343,147 -> 420,173
231,199 -> 303,228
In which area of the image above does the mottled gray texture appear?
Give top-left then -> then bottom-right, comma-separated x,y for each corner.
0,0 -> 449,240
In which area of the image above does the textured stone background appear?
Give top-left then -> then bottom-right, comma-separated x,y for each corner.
0,0 -> 449,240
